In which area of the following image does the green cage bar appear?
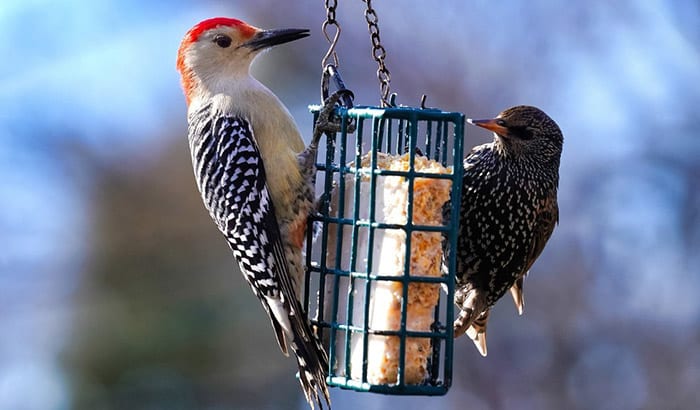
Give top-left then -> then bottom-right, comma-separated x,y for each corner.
305,105 -> 465,395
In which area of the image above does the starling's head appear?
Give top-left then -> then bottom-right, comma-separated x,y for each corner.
468,105 -> 563,163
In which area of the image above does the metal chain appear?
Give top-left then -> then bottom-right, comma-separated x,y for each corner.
362,0 -> 392,107
321,0 -> 341,68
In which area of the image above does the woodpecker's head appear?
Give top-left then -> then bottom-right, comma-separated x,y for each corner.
468,105 -> 563,163
177,17 -> 309,105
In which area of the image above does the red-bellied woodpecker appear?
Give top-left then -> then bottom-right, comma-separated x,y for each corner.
176,17 -> 331,408
451,106 -> 563,356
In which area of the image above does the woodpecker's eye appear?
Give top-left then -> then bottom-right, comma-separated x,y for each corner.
496,119 -> 506,127
213,34 -> 232,48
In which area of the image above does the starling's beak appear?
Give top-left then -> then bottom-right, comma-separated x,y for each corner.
242,28 -> 310,51
467,118 -> 509,136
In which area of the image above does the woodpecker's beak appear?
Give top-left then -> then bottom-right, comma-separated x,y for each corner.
467,118 -> 509,136
242,28 -> 310,51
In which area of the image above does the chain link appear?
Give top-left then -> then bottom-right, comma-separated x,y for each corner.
321,0 -> 341,68
362,0 -> 392,107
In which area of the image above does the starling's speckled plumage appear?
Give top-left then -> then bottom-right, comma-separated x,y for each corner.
452,105 -> 563,356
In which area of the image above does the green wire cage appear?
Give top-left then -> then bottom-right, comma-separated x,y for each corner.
304,103 -> 465,395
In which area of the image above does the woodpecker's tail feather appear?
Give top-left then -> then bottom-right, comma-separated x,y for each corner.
288,309 -> 331,409
268,310 -> 290,356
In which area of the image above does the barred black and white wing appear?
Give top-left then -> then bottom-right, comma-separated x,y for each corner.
187,104 -> 330,409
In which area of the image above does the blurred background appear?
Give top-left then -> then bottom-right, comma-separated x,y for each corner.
1,0 -> 699,409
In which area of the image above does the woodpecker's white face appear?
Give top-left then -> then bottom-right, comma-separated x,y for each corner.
177,17 -> 309,105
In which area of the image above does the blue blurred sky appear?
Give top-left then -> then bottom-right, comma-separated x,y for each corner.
0,2 -> 223,408
1,0 -> 700,409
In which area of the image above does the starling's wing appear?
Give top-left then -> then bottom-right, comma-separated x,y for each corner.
523,196 -> 559,274
510,197 -> 559,315
509,195 -> 558,316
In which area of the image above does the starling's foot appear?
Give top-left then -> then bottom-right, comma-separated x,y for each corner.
453,308 -> 475,337
455,308 -> 489,356
453,288 -> 484,335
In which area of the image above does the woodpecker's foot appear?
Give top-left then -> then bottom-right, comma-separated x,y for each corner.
314,180 -> 337,215
312,92 -> 354,145
314,93 -> 341,135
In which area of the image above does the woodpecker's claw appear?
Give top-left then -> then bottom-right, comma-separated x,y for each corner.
311,182 -> 336,241
318,92 -> 342,130
312,92 -> 355,146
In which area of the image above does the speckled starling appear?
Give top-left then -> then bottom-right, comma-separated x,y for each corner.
452,105 -> 563,356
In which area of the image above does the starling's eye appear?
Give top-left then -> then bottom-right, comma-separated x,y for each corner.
213,34 -> 232,48
496,119 -> 506,127
510,126 -> 534,140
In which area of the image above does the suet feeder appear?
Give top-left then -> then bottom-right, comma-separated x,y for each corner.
304,98 -> 465,395
304,0 -> 466,396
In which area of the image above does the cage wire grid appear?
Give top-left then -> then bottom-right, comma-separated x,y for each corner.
304,105 -> 465,395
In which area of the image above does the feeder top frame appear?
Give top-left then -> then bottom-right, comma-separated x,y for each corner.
310,104 -> 465,123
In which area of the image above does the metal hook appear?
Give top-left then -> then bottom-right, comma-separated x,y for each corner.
321,64 -> 355,109
388,93 -> 398,107
321,21 -> 341,68
320,64 -> 356,134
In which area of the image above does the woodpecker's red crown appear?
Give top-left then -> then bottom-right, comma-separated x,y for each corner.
176,17 -> 309,106
177,17 -> 257,70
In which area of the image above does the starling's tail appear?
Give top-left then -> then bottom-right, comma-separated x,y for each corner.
509,276 -> 525,315
454,287 -> 490,356
465,309 -> 490,357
